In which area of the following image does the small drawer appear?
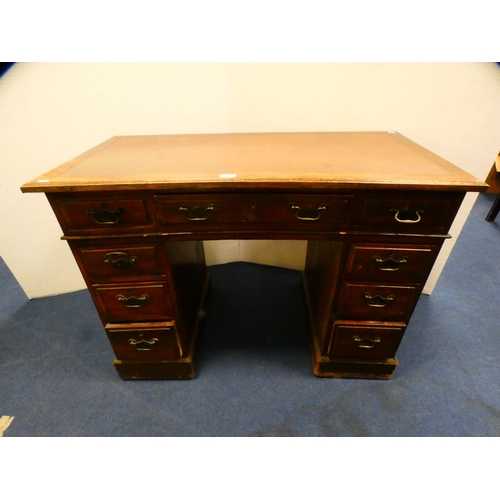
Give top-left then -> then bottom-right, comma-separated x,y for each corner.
93,282 -> 175,323
336,282 -> 419,322
254,194 -> 352,226
353,192 -> 463,234
72,243 -> 165,283
345,243 -> 439,282
155,194 -> 254,227
106,321 -> 182,360
327,320 -> 406,360
49,194 -> 153,234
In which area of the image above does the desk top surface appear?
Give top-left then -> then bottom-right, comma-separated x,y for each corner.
21,132 -> 487,193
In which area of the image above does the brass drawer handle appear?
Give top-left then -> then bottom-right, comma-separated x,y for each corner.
389,205 -> 424,224
128,338 -> 159,350
290,204 -> 327,221
86,204 -> 125,224
363,292 -> 394,307
104,252 -> 138,270
179,204 -> 218,221
372,256 -> 409,271
352,335 -> 381,348
116,294 -> 149,307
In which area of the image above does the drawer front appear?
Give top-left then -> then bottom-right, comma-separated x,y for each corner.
336,282 -> 419,322
155,194 -> 254,226
353,193 -> 462,234
254,194 -> 351,225
106,321 -> 182,360
345,243 -> 439,282
73,243 -> 165,283
327,321 -> 406,360
50,195 -> 152,233
93,282 -> 174,323
155,194 -> 352,230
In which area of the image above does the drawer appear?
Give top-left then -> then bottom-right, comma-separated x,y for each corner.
72,243 -> 165,283
345,243 -> 439,282
254,194 -> 352,225
93,282 -> 175,323
336,282 -> 420,322
155,194 -> 254,226
49,194 -> 153,234
353,192 -> 463,234
105,321 -> 182,360
154,193 -> 352,230
327,321 -> 406,360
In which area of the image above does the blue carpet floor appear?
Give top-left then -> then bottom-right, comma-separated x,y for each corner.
1,193 -> 500,437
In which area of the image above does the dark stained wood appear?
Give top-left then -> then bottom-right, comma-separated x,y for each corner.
93,282 -> 175,324
486,194 -> 500,222
113,359 -> 196,380
163,240 -> 208,354
46,191 -> 158,236
336,282 -> 420,322
154,193 -> 352,231
106,321 -> 183,360
303,240 -> 345,350
327,321 -> 406,360
351,191 -> 466,235
71,243 -> 166,283
20,132 -> 488,380
344,243 -> 440,283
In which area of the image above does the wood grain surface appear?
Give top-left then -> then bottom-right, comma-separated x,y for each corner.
21,132 -> 487,193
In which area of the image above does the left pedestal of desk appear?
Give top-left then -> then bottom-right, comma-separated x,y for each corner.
46,192 -> 209,380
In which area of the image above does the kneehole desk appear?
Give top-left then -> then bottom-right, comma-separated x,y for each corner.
21,132 -> 487,380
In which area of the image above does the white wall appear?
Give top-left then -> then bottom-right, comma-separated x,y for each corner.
1,62 -> 500,298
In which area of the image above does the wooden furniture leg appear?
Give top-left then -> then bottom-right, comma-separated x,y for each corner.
485,194 -> 500,221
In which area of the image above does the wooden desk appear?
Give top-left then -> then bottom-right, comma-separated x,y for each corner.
21,132 -> 486,380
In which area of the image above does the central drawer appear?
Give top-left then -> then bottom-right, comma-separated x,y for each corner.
154,194 -> 352,230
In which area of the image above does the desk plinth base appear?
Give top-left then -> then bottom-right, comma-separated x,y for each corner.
113,358 -> 195,380
311,348 -> 398,380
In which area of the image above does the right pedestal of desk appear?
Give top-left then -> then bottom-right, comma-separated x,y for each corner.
303,190 -> 464,379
